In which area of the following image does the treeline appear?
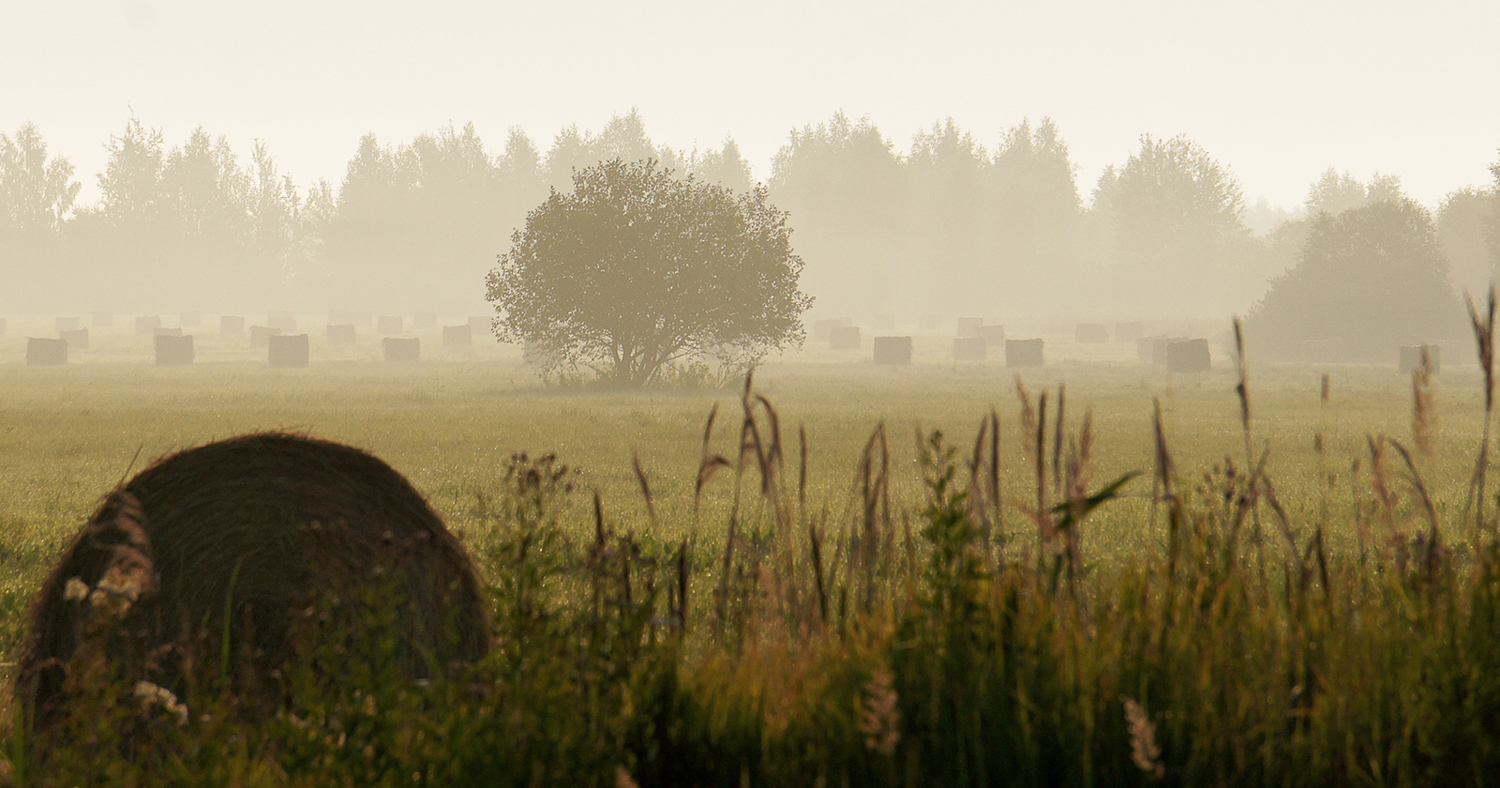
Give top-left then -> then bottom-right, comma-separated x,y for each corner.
2,111 -> 1497,319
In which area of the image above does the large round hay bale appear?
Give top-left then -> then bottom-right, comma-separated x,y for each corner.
14,432 -> 490,734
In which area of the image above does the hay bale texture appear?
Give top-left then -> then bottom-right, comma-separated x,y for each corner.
27,337 -> 67,366
154,334 -> 194,366
59,327 -> 89,351
1006,338 -> 1044,368
384,336 -> 420,362
1075,323 -> 1108,343
14,432 -> 490,735
829,325 -> 862,350
952,336 -> 986,361
326,324 -> 357,346
1399,344 -> 1442,375
873,336 -> 913,365
442,324 -> 472,348
268,334 -> 310,368
1166,339 -> 1212,373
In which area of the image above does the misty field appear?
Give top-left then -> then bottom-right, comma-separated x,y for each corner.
3,324 -> 1499,785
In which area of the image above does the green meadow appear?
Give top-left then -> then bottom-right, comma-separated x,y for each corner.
2,319 -> 1498,786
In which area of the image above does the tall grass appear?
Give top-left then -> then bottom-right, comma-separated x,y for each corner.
7,319 -> 1500,786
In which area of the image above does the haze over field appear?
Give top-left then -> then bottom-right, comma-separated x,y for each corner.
6,0 -> 1497,211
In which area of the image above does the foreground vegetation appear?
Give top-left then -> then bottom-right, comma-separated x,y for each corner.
3,326 -> 1500,785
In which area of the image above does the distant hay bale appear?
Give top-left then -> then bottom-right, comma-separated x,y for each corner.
872,313 -> 897,330
1143,336 -> 1188,365
1399,344 -> 1442,375
179,311 -> 201,328
383,336 -> 420,363
377,315 -> 404,336
1166,339 -> 1212,373
154,334 -> 194,366
134,315 -> 162,337
952,336 -> 987,361
956,317 -> 983,337
1075,323 -> 1108,343
414,312 -> 437,330
268,334 -> 310,368
58,328 -> 89,351
812,317 -> 851,342
1005,338 -> 1044,368
220,315 -> 246,336
829,325 -> 862,350
12,432 -> 489,739
442,324 -> 472,348
54,316 -> 80,332
92,312 -> 114,329
326,324 -> 357,346
974,324 -> 1007,346
249,325 -> 281,348
1115,321 -> 1144,343
267,311 -> 298,332
153,326 -> 183,337
873,336 -> 913,365
26,337 -> 67,366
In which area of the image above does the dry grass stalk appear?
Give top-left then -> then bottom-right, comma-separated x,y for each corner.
1052,384 -> 1067,498
989,408 -> 1003,562
1411,348 -> 1436,458
1462,286 -> 1497,537
632,451 -> 657,529
1151,399 -> 1182,573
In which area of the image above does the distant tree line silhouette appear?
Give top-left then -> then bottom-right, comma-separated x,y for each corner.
1,111 -> 1496,322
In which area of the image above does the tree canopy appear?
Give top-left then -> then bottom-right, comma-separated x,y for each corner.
1245,197 -> 1462,360
486,159 -> 812,387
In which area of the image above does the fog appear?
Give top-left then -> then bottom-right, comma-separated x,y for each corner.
2,0 -> 1498,329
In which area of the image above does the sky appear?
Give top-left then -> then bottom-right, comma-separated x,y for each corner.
4,0 -> 1498,213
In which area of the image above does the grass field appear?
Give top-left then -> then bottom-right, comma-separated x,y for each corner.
1,316 -> 1496,785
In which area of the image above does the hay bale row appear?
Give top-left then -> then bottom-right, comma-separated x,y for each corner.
1006,338 -> 1044,368
873,336 -> 912,365
1138,335 -> 1185,364
812,317 -> 853,342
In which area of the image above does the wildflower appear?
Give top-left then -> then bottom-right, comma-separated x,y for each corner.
134,681 -> 189,727
1122,695 -> 1164,780
860,666 -> 900,756
63,577 -> 90,602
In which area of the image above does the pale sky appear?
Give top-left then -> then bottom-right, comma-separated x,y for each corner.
4,0 -> 1497,212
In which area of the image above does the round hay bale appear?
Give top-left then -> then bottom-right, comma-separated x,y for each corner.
14,432 -> 490,735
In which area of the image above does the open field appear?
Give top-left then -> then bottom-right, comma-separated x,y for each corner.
2,318 -> 1497,785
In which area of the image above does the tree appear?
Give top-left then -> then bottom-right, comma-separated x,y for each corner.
988,117 -> 1083,314
1091,134 -> 1251,315
1245,198 -> 1462,360
487,159 -> 812,387
0,123 -> 79,310
1437,186 -> 1495,296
